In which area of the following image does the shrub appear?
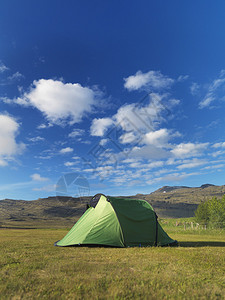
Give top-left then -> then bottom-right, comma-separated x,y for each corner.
195,195 -> 225,228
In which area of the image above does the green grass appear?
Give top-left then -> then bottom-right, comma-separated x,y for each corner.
0,227 -> 225,299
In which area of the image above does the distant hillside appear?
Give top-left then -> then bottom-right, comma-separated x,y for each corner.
0,196 -> 91,228
154,186 -> 191,193
1,184 -> 225,228
134,184 -> 225,204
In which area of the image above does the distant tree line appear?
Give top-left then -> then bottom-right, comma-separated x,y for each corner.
195,195 -> 225,228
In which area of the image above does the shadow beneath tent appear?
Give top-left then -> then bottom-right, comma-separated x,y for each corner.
179,241 -> 225,247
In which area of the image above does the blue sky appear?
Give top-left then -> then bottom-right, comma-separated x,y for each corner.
1,1 -> 225,200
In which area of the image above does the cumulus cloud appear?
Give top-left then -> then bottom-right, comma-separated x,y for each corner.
90,117 -> 114,136
99,139 -> 108,146
91,93 -> 171,138
59,147 -> 73,154
124,70 -> 174,91
0,114 -> 25,166
13,79 -> 103,125
119,132 -> 137,144
30,173 -> 49,182
115,102 -> 156,132
171,142 -> 208,158
143,128 -> 171,147
90,93 -> 179,153
121,129 -> 178,160
118,93 -> 177,132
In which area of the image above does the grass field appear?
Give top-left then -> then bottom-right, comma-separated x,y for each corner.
0,225 -> 225,299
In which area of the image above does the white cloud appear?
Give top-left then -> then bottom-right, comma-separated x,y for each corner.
84,165 -> 114,178
199,71 -> 225,108
125,159 -> 164,173
90,93 -> 176,141
111,176 -> 128,185
124,70 -> 174,91
129,162 -> 142,168
149,171 -> 201,184
89,94 -> 182,161
190,82 -> 200,96
0,159 -> 8,167
28,136 -> 45,142
0,114 -> 25,166
37,123 -> 53,129
212,142 -> 225,148
0,62 -> 9,73
177,158 -> 207,170
143,128 -> 171,147
7,72 -> 24,81
72,156 -> 80,160
115,93 -> 168,132
68,129 -> 85,138
177,75 -> 189,82
202,164 -> 225,170
169,98 -> 180,106
0,66 -> 24,86
59,147 -> 73,154
30,173 -> 49,182
171,142 -> 208,158
212,150 -> 225,158
199,95 -> 215,108
13,79 -> 103,125
99,139 -> 108,146
64,161 -> 76,167
122,158 -> 138,164
147,161 -> 164,169
119,132 -> 137,144
90,117 -> 114,136
129,145 -> 170,160
153,168 -> 173,177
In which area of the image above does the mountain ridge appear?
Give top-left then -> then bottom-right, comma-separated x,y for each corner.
1,184 -> 225,228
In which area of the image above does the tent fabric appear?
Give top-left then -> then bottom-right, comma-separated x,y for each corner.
55,194 -> 177,247
109,197 -> 158,247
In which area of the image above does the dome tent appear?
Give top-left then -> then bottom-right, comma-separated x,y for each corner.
55,194 -> 177,247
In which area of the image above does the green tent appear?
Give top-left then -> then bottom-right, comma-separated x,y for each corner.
55,194 -> 177,247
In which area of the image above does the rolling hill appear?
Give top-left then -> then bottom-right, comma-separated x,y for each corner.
133,183 -> 225,204
0,184 -> 225,228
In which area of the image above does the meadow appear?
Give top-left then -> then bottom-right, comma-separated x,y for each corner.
0,223 -> 225,299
